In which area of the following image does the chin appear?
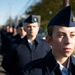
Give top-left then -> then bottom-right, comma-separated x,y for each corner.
64,53 -> 72,57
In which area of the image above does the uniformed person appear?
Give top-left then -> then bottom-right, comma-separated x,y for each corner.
22,6 -> 75,75
1,15 -> 50,75
7,24 -> 21,45
1,24 -> 20,75
17,22 -> 27,44
0,26 -> 7,55
0,25 -> 10,55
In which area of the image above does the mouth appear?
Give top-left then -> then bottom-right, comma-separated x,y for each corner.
63,48 -> 72,52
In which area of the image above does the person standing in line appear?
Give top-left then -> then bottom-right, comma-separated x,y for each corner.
1,15 -> 50,75
22,6 -> 75,75
17,22 -> 27,43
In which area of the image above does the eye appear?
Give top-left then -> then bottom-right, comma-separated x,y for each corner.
27,26 -> 30,28
33,26 -> 36,28
27,26 -> 31,28
57,33 -> 64,38
70,34 -> 75,37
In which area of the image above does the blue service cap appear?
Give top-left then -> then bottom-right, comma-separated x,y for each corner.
12,24 -> 17,28
24,15 -> 38,23
18,22 -> 24,27
47,6 -> 75,27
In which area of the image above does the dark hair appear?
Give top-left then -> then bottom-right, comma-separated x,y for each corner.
47,26 -> 54,36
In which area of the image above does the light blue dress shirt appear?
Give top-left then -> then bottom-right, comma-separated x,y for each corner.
57,58 -> 72,75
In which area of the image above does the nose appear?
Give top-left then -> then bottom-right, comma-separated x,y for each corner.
64,35 -> 72,45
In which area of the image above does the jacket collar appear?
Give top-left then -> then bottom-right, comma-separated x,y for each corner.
70,55 -> 75,66
44,50 -> 75,74
23,35 -> 41,44
44,50 -> 59,73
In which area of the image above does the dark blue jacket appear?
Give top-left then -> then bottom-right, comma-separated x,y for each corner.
22,50 -> 75,75
2,35 -> 50,75
0,29 -> 10,55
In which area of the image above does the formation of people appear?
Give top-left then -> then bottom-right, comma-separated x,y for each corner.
0,14 -> 51,75
0,5 -> 75,75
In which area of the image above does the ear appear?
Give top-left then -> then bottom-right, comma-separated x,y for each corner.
46,35 -> 52,45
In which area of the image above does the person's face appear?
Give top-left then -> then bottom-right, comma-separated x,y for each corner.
49,26 -> 75,58
6,26 -> 9,32
13,28 -> 17,34
24,22 -> 39,37
9,27 -> 13,33
18,27 -> 26,36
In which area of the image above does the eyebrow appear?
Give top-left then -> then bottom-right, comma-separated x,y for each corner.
57,31 -> 75,34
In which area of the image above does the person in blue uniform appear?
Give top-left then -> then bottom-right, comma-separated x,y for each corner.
9,25 -> 21,44
0,25 -> 11,55
0,26 -> 7,55
17,22 -> 27,44
22,6 -> 75,75
1,15 -> 50,75
9,22 -> 27,47
1,24 -> 20,75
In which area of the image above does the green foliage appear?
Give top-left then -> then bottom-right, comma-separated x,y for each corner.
26,0 -> 63,21
25,0 -> 75,30
70,0 -> 75,15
